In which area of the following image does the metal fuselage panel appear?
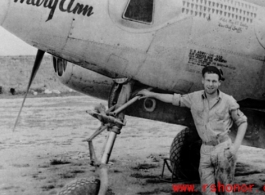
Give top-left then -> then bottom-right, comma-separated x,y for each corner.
1,0 -> 265,101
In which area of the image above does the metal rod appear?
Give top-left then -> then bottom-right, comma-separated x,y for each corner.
88,141 -> 99,165
111,87 -> 153,116
101,132 -> 117,164
98,165 -> 108,195
83,125 -> 108,142
111,96 -> 140,116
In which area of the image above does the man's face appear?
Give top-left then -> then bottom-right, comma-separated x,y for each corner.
202,73 -> 221,95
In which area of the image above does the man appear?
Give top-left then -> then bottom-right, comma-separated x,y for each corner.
138,66 -> 247,195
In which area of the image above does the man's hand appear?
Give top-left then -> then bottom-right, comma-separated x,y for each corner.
230,122 -> 247,156
137,89 -> 153,99
229,144 -> 238,156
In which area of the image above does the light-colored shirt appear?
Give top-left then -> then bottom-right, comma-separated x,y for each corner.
172,90 -> 247,142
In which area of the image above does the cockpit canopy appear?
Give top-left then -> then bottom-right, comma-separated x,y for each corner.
109,0 -> 182,31
123,0 -> 154,24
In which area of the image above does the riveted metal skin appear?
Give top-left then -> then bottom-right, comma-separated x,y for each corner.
1,0 -> 265,148
1,0 -> 265,100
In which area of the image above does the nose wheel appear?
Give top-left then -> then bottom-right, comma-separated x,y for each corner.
58,178 -> 100,195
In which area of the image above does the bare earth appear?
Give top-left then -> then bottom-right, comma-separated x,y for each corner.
0,95 -> 265,195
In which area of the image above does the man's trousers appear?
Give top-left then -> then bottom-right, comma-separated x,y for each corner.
199,139 -> 237,195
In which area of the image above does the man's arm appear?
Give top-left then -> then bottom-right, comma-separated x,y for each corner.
137,89 -> 174,104
230,122 -> 247,154
228,96 -> 248,155
138,89 -> 192,108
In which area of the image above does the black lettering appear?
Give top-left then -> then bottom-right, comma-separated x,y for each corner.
59,0 -> 67,12
73,3 -> 94,16
46,0 -> 59,21
86,6 -> 93,16
43,0 -> 49,7
26,0 -> 36,5
14,0 -> 94,21
36,0 -> 45,6
67,0 -> 75,13
14,0 -> 25,3
47,0 -> 56,8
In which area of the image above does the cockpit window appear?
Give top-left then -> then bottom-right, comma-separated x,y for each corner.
123,0 -> 154,24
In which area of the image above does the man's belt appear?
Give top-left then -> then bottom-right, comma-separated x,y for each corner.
203,135 -> 229,146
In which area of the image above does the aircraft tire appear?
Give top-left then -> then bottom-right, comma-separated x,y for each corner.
170,127 -> 202,180
58,178 -> 100,195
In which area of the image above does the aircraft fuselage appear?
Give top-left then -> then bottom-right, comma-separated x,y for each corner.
1,0 -> 265,101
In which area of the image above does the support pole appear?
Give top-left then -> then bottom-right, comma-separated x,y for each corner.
96,80 -> 134,195
101,132 -> 117,164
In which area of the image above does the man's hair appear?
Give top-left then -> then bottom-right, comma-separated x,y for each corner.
202,66 -> 225,81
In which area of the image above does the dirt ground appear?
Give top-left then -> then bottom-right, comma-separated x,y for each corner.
0,95 -> 265,195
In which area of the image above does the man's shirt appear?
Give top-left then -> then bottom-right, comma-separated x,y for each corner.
172,90 -> 247,142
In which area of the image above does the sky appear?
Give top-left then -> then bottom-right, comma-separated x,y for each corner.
0,27 -> 37,56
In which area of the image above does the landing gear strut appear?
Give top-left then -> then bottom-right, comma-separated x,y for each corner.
58,79 -> 142,195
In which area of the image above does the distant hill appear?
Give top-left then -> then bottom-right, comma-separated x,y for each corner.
0,55 -> 70,95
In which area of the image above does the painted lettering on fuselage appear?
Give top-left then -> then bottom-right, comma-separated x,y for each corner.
188,49 -> 235,70
189,49 -> 227,66
218,17 -> 248,33
14,0 -> 94,22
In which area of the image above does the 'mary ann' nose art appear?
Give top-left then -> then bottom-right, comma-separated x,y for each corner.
14,0 -> 94,21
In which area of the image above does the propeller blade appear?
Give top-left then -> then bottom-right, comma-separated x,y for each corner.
13,50 -> 45,132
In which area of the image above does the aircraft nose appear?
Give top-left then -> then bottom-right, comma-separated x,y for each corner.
0,0 -> 9,25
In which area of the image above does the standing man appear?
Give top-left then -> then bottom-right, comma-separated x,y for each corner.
138,66 -> 247,195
